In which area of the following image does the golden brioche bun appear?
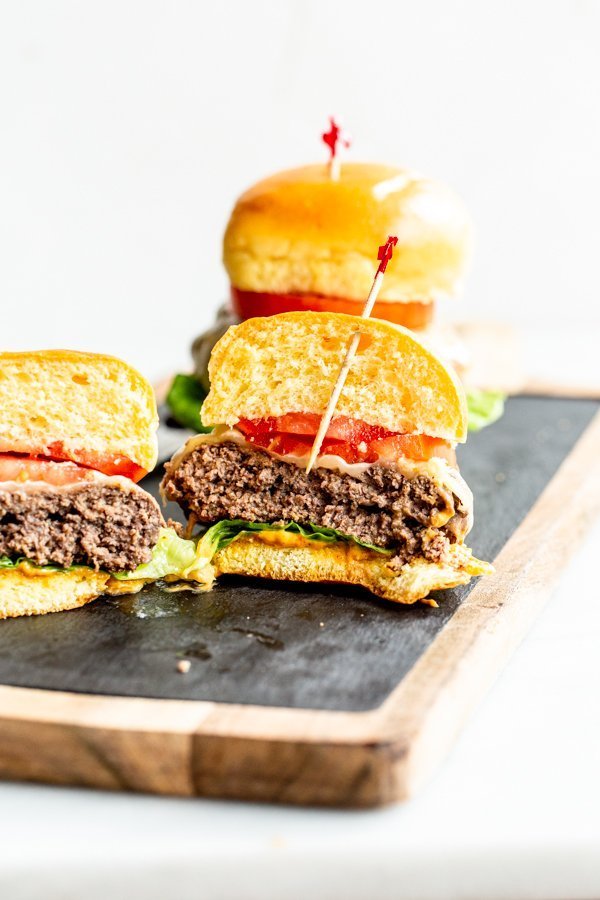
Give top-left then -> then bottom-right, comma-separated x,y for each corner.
223,163 -> 472,303
0,563 -> 148,619
0,350 -> 158,474
202,311 -> 468,442
213,535 -> 491,606
0,564 -> 110,619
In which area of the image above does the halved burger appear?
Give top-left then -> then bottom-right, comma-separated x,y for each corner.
0,350 -> 213,618
161,312 -> 492,605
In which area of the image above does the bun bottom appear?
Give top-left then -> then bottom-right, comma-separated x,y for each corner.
214,536 -> 492,606
0,565 -> 146,619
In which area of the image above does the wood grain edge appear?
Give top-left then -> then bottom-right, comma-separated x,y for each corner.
0,688 -> 215,795
0,411 -> 598,806
0,682 -> 396,804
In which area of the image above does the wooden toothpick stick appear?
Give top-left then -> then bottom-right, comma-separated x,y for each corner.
322,117 -> 351,181
305,236 -> 398,474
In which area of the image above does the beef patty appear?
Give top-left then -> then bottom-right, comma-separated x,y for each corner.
162,441 -> 469,566
0,483 -> 162,572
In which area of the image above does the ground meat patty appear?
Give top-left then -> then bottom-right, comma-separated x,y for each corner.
162,442 -> 469,566
0,483 -> 162,572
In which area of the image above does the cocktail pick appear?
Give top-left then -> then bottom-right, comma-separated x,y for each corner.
322,116 -> 351,181
305,236 -> 398,474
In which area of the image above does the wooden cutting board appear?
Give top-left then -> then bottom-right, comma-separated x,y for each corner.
0,397 -> 598,806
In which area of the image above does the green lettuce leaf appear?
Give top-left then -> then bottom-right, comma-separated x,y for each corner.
196,519 -> 392,559
113,527 -> 213,581
0,556 -> 72,574
116,521 -> 390,583
1,521 -> 389,587
0,528 -> 217,584
166,373 -> 210,433
466,389 -> 506,432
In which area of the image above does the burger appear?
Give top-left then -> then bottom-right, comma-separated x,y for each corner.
161,312 -> 492,606
0,351 -> 213,618
223,162 -> 471,334
167,162 -> 503,436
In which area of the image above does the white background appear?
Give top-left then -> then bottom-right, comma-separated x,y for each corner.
1,0 -> 599,382
1,4 -> 599,897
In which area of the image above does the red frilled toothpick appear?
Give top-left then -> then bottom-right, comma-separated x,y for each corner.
322,116 -> 351,181
305,236 -> 399,473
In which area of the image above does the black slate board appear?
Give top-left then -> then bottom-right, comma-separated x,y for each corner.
0,397 -> 596,712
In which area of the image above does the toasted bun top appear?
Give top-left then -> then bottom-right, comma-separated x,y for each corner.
223,163 -> 472,303
0,350 -> 158,475
202,312 -> 468,442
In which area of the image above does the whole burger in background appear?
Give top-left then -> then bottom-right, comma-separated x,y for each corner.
224,161 -> 471,334
167,128 -> 505,434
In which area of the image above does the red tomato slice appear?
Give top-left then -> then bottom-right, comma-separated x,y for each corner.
322,416 -> 389,444
236,413 -> 454,466
266,434 -> 314,457
238,415 -> 319,438
48,444 -> 147,481
0,455 -> 95,486
268,413 -> 322,436
371,434 -> 456,466
247,432 -> 375,462
319,440 -> 378,464
0,439 -> 146,482
231,288 -> 434,330
238,414 -> 388,444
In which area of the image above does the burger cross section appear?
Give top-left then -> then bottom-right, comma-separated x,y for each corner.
161,312 -> 492,605
0,351 -> 219,619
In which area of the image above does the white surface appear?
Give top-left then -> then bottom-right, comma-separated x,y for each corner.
1,1 -> 599,383
1,3 -> 599,897
0,519 -> 599,900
